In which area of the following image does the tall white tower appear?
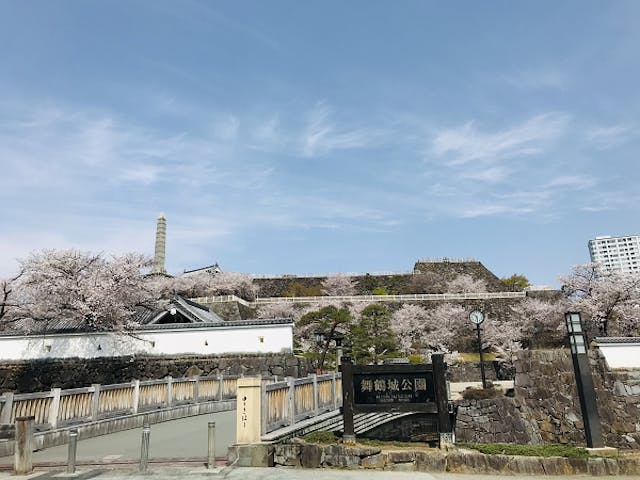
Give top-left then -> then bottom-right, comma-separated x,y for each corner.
152,213 -> 167,275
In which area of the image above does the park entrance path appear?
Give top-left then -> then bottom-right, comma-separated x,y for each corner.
0,410 -> 235,467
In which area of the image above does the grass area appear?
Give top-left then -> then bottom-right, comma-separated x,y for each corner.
459,443 -> 590,458
458,352 -> 498,362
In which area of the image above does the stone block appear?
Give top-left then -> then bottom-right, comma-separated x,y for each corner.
484,454 -> 509,473
446,451 -> 488,473
618,457 -> 640,475
387,450 -> 415,463
587,457 -> 619,476
509,456 -> 545,475
385,461 -> 415,471
274,443 -> 301,466
414,451 -> 446,472
322,445 -> 359,469
361,453 -> 386,469
228,444 -> 274,467
300,444 -> 323,468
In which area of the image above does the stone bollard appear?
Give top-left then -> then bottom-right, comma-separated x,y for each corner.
67,428 -> 78,474
207,421 -> 216,469
139,418 -> 151,472
14,416 -> 35,475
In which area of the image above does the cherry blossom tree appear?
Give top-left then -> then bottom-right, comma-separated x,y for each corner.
391,302 -> 467,354
321,274 -> 357,296
0,271 -> 22,322
391,304 -> 429,354
157,270 -> 258,301
426,303 -> 468,352
509,298 -> 567,346
560,263 -> 640,336
446,274 -> 488,293
9,249 -> 155,332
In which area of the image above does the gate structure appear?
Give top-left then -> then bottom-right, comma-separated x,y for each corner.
340,354 -> 453,445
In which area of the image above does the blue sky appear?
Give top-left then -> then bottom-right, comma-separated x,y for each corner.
1,1 -> 639,285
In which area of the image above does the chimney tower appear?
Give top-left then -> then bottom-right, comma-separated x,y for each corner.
152,212 -> 167,275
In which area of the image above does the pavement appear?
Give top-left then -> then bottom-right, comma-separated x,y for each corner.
0,466 -> 636,480
0,411 -> 236,466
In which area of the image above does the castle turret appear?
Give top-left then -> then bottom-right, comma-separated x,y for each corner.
152,213 -> 167,275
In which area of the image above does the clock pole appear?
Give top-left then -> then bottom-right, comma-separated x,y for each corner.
476,322 -> 487,388
469,310 -> 488,389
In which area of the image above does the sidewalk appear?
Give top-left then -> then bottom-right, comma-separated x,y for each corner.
0,466 -> 634,480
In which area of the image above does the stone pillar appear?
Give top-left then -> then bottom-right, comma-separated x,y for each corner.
14,416 -> 34,475
151,213 -> 167,275
236,377 -> 262,444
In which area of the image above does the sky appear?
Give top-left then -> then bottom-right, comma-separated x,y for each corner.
1,1 -> 639,286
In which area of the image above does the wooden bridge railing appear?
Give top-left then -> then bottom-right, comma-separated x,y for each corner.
261,373 -> 341,434
0,374 -> 239,431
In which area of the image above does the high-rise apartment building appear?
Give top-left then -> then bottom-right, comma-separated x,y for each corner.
588,235 -> 640,274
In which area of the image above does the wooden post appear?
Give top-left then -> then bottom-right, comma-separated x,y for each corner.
165,376 -> 173,407
236,377 -> 262,444
193,377 -> 200,403
331,372 -> 338,411
312,374 -> 319,416
14,416 -> 34,474
132,380 -> 140,414
90,384 -> 101,421
49,388 -> 61,429
432,354 -> 453,446
260,379 -> 267,436
287,377 -> 295,427
1,392 -> 14,424
217,374 -> 224,401
340,357 -> 355,443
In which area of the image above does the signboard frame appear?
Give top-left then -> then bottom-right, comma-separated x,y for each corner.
339,354 -> 451,442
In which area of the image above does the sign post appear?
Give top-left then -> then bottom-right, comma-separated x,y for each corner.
340,356 -> 452,446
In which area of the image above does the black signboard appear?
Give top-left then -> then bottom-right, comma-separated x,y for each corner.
340,355 -> 452,441
354,370 -> 435,405
349,364 -> 437,412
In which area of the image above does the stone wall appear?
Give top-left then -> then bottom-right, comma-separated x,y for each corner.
516,349 -> 640,449
457,349 -> 640,449
0,353 -> 313,393
252,261 -> 510,297
232,441 -> 640,474
455,397 -> 541,444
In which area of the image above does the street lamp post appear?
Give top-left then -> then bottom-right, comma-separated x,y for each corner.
469,310 -> 487,389
564,312 -> 604,448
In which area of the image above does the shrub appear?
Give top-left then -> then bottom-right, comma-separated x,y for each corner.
461,384 -> 501,400
372,287 -> 389,295
303,430 -> 337,443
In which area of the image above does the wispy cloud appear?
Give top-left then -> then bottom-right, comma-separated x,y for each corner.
430,112 -> 570,166
586,124 -> 637,150
301,102 -> 383,157
502,69 -> 569,90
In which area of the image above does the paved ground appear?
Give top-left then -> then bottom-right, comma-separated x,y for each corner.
0,466 -> 636,480
0,410 -> 236,466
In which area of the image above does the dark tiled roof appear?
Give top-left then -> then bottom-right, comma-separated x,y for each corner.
594,337 -> 640,344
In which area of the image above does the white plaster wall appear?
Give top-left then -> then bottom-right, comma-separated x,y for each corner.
0,324 -> 293,360
597,343 -> 640,369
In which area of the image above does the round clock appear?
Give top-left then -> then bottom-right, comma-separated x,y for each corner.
469,310 -> 485,325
